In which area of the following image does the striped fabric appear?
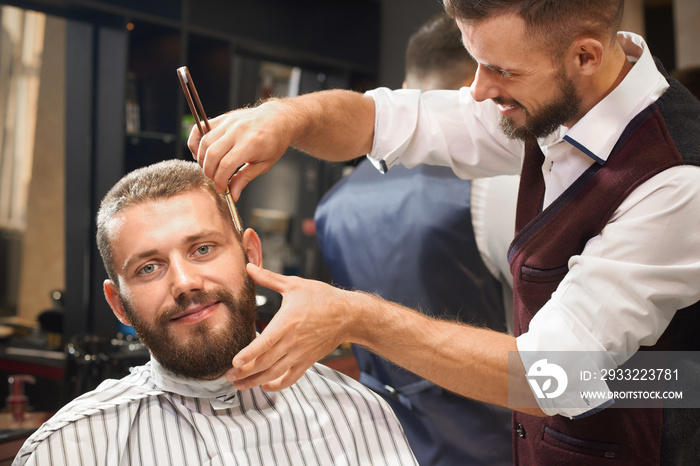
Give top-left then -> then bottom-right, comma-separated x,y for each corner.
13,360 -> 417,465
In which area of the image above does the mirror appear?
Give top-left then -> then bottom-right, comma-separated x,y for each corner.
0,5 -> 65,326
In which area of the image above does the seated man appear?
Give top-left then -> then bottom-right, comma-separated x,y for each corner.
13,159 -> 417,466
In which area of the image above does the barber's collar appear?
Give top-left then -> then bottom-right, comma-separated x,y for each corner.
149,358 -> 240,409
538,31 -> 669,165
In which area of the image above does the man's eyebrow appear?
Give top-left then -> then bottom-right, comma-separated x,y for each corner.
483,63 -> 513,74
122,249 -> 159,274
461,44 -> 514,76
184,229 -> 227,243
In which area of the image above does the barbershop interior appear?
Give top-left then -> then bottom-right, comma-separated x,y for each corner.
0,0 -> 698,463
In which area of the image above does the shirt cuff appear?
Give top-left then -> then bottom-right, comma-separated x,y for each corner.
516,305 -> 616,418
364,87 -> 422,172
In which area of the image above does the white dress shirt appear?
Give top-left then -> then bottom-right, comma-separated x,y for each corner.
13,359 -> 418,465
470,175 -> 520,334
365,32 -> 700,417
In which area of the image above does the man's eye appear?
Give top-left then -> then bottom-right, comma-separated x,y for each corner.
196,245 -> 211,255
139,263 -> 158,275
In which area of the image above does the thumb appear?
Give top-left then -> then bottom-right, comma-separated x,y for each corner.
228,163 -> 270,201
187,126 -> 203,162
246,263 -> 288,293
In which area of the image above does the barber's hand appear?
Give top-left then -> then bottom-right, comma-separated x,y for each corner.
227,263 -> 355,391
187,101 -> 291,200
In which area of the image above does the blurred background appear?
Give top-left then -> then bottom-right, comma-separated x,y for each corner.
0,0 -> 697,457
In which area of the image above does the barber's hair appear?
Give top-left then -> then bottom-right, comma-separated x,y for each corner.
96,159 -> 231,284
443,0 -> 624,59
405,14 -> 476,90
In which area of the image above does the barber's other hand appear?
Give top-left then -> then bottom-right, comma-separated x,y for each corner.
227,263 -> 355,392
187,101 -> 291,200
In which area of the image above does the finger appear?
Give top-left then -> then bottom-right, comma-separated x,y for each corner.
199,125 -> 231,186
187,125 -> 203,162
206,130 -> 273,195
261,365 -> 310,392
232,359 -> 291,391
230,350 -> 295,390
194,112 -> 230,165
246,263 -> 290,294
230,321 -> 288,373
226,163 -> 271,201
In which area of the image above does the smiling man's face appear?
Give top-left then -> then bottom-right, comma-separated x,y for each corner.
103,188 -> 259,379
457,13 -> 583,140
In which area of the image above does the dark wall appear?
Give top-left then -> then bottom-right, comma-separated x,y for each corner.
190,0 -> 381,74
5,0 -> 381,74
377,0 -> 445,88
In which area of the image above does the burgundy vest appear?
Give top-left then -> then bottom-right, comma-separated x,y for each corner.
508,76 -> 700,465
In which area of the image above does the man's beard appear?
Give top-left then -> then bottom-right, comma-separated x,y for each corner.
497,72 -> 582,141
121,276 -> 257,380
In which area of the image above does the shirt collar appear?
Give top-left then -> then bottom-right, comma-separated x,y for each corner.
539,32 -> 669,165
149,358 -> 240,408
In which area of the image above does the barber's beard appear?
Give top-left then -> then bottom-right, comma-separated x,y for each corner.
497,72 -> 582,141
121,277 -> 257,380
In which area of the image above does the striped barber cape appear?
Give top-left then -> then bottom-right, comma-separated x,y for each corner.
13,359 -> 417,466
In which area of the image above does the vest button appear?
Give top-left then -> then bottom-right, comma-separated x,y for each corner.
516,423 -> 526,439
605,451 -> 616,459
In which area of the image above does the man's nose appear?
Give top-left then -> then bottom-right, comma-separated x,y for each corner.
169,257 -> 203,298
470,65 -> 500,102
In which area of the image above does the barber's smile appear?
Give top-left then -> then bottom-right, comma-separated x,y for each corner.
496,103 -> 520,117
493,98 -> 526,117
170,301 -> 221,324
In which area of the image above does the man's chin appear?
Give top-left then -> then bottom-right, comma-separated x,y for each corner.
154,339 -> 237,380
149,321 -> 255,380
499,115 -> 533,141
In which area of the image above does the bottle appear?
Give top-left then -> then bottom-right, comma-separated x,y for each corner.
6,374 -> 35,422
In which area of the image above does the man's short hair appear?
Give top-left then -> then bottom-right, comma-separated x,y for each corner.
96,159 -> 232,284
405,14 -> 476,89
443,0 -> 624,60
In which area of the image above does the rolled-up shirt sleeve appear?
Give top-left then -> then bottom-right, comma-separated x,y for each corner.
365,87 -> 524,178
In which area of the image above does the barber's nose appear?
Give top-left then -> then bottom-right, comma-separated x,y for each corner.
169,257 -> 203,297
470,65 -> 500,102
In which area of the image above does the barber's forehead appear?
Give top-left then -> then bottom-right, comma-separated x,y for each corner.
460,16 -> 524,54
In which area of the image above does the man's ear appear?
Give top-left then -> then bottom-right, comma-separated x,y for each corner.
104,280 -> 132,327
241,228 -> 263,268
568,37 -> 604,76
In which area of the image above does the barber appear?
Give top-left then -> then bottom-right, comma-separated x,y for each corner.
189,1 -> 700,464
